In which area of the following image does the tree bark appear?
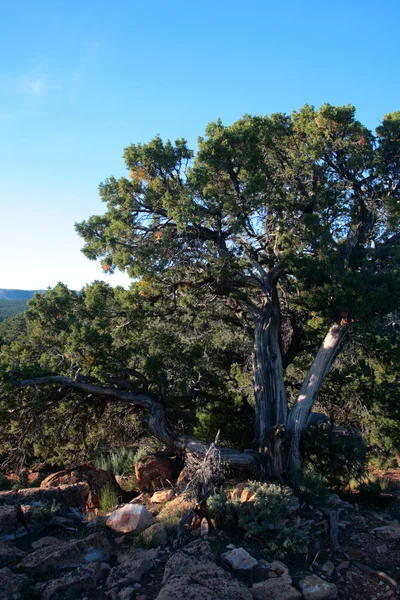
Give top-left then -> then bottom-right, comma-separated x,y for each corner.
252,302 -> 287,449
287,320 -> 351,472
14,375 -> 258,470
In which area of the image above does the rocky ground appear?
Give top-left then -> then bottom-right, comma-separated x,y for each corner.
0,467 -> 399,600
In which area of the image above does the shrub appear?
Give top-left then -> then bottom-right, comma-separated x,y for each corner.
95,447 -> 137,476
157,496 -> 194,531
208,482 -> 292,536
357,475 -> 393,506
291,470 -> 329,506
301,424 -> 368,490
100,484 -> 118,512
12,470 -> 29,491
265,527 -> 309,559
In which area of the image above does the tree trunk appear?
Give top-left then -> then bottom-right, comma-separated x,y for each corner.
287,320 -> 351,472
252,296 -> 287,476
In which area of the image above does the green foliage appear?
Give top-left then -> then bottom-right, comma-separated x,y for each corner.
12,470 -> 29,490
95,447 -> 137,476
301,424 -> 368,490
208,483 -> 292,536
100,483 -> 118,512
30,499 -> 61,521
291,470 -> 329,506
0,300 -> 28,323
357,476 -> 393,507
265,527 -> 309,559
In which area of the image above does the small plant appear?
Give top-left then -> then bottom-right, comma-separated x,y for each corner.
357,475 -> 393,506
95,447 -> 137,476
265,527 -> 309,559
292,470 -> 328,506
100,483 -> 118,512
12,470 -> 29,491
31,499 -> 61,521
237,483 -> 291,536
208,489 -> 238,528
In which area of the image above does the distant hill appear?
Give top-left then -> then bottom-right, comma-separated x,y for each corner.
0,289 -> 41,301
0,289 -> 42,323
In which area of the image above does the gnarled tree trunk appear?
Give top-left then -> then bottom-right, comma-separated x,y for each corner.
287,320 -> 351,472
252,291 -> 287,478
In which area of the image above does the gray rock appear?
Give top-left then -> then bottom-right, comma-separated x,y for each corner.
221,547 -> 258,570
299,574 -> 338,600
106,549 -> 156,589
321,561 -> 335,577
0,567 -> 30,600
18,531 -> 111,574
0,542 -> 26,567
0,506 -> 21,541
250,577 -> 302,600
33,562 -> 106,600
31,536 -> 65,550
106,503 -> 153,534
141,522 -> 168,547
157,539 -> 252,600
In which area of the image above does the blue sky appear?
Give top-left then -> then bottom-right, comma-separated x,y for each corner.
1,0 -> 399,290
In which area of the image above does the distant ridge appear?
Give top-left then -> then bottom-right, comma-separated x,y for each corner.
0,289 -> 42,301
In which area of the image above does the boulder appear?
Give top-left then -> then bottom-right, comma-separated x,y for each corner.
151,489 -> 175,503
298,575 -> 338,600
141,522 -> 168,547
270,561 -> 291,579
33,561 -> 107,600
221,547 -> 258,570
157,539 -> 252,600
40,462 -> 122,510
135,453 -> 182,492
106,549 -> 157,589
18,531 -> 111,574
107,503 -> 153,534
0,506 -> 22,541
31,536 -> 65,550
0,567 -> 30,599
250,577 -> 302,600
0,484 -> 85,510
0,542 -> 26,567
373,521 -> 400,539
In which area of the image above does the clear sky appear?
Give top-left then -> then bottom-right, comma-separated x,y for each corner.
1,0 -> 399,291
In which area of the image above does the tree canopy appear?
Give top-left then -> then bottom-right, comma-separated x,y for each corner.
1,104 -> 400,475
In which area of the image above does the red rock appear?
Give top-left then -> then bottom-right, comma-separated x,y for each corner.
40,463 -> 123,510
135,454 -> 181,492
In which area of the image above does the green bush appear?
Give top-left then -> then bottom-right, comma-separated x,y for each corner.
265,527 -> 309,559
208,482 -> 292,536
96,447 -> 137,476
100,484 -> 118,512
301,424 -> 368,490
291,470 -> 328,506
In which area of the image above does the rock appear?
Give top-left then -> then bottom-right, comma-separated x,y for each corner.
241,489 -> 256,503
157,539 -> 252,600
0,506 -> 21,541
342,546 -> 366,560
221,547 -> 258,570
40,462 -> 122,510
327,494 -> 351,509
200,517 -> 209,536
106,548 -> 157,589
31,536 -> 65,550
321,561 -> 335,577
0,484 -> 85,511
376,543 -> 388,553
34,561 -> 106,599
0,567 -> 30,599
141,522 -> 168,547
18,531 -> 111,574
106,503 -> 153,534
117,587 -> 136,600
373,522 -> 400,539
270,561 -> 291,579
250,577 -> 302,600
135,453 -> 182,492
0,542 -> 26,567
299,574 -> 338,600
150,489 -> 175,503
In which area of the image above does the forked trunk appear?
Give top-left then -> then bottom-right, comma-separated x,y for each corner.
287,320 -> 351,472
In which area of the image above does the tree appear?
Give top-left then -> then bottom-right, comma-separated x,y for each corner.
3,104 -> 400,476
